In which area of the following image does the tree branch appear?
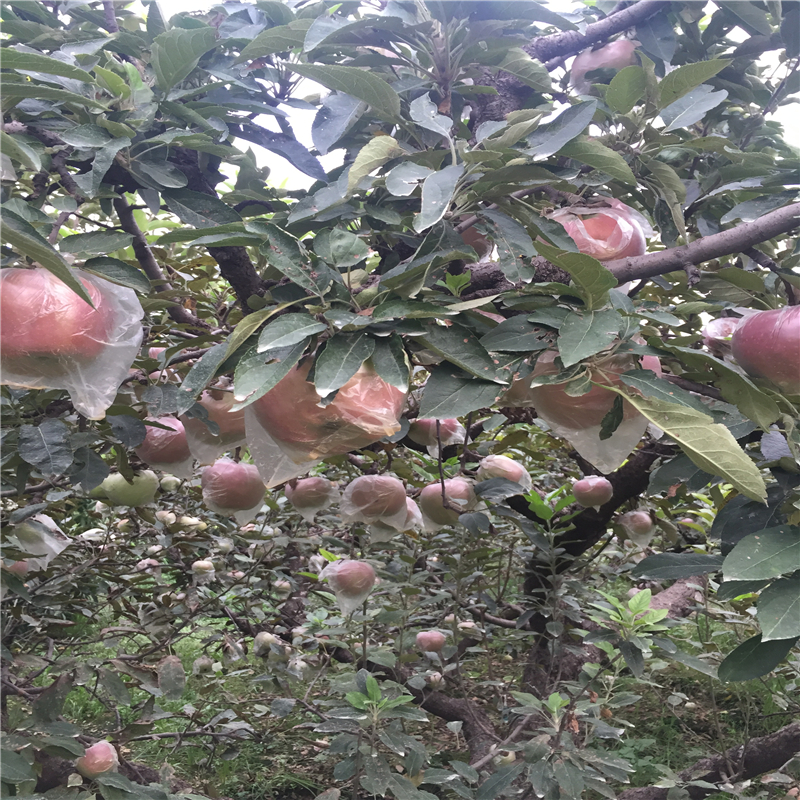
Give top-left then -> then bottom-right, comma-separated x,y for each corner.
618,722 -> 800,800
529,0 -> 669,64
112,196 -> 207,330
606,203 -> 800,283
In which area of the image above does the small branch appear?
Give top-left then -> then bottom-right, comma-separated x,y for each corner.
607,203 -> 800,284
112,195 -> 206,329
101,1 -> 119,32
663,375 -> 724,401
744,247 -> 799,305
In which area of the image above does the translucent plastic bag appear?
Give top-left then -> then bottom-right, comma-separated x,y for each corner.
182,381 -> 247,465
548,199 -> 652,261
319,559 -> 376,615
246,361 -> 407,487
0,267 -> 144,419
507,350 -> 654,473
340,474 -> 409,530
201,458 -> 266,524
370,498 -> 423,543
135,417 -> 195,479
285,477 -> 340,522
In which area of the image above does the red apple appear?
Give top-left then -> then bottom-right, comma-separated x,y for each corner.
460,225 -> 492,260
476,454 -> 530,488
251,361 -> 406,460
408,418 -> 464,447
573,475 -> 613,507
419,478 -> 477,527
619,510 -> 654,548
549,199 -> 648,261
416,630 -> 446,653
343,475 -> 407,520
571,40 -> 638,92
0,268 -> 112,373
730,306 -> 800,394
4,560 -> 29,577
135,417 -> 191,467
75,741 -> 119,779
201,459 -> 265,512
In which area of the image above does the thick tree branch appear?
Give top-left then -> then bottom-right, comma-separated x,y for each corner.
112,196 -> 207,329
606,203 -> 800,283
618,722 -> 800,800
529,0 -> 669,64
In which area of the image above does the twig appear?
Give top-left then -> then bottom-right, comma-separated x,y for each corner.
102,1 -> 119,32
744,247 -> 798,305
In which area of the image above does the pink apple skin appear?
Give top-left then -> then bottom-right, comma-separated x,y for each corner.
571,40 -> 638,92
135,417 -> 191,466
620,510 -> 653,536
573,475 -> 613,507
477,454 -> 528,485
327,560 -> 376,598
75,741 -> 119,779
416,630 -> 446,652
345,475 -> 407,518
730,307 -> 800,394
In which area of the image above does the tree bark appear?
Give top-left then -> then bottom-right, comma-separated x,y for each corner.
618,722 -> 800,800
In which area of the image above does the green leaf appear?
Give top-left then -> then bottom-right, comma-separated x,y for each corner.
0,80 -> 108,109
557,309 -> 621,368
497,48 -> 551,92
631,553 -> 724,580
480,316 -> 553,353
657,59 -> 730,109
372,300 -> 457,320
722,526 -> 800,581
347,135 -> 404,195
163,189 -> 242,227
2,47 -> 95,82
418,366 -> 503,419
619,370 -> 712,416
385,162 -> 434,197
417,320 -> 502,381
559,136 -> 636,185
718,634 -> 799,682
718,1 -> 772,35
264,224 -> 334,297
312,92 -> 366,155
60,230 -> 133,255
226,307 -> 278,357
72,137 -> 131,198
410,92 -> 452,139
534,241 -> 617,309
0,131 -> 41,171
661,85 -> 728,133
526,100 -> 596,160
236,19 -> 313,62
313,333 -> 375,398
151,26 -> 218,93
0,750 -> 35,784
177,342 -> 230,412
370,335 -> 409,391
59,124 -> 113,147
612,393 -> 767,502
233,341 -> 308,408
758,575 -> 800,642
257,314 -> 327,353
0,210 -> 92,304
482,209 -> 535,283
476,763 -> 525,800
606,66 -> 646,114
414,165 -> 464,232
83,256 -> 151,295
18,419 -> 73,475
287,63 -> 401,120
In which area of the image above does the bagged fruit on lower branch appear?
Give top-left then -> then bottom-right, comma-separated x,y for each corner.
201,458 -> 266,524
407,417 -> 465,457
285,476 -> 340,522
503,350 -> 656,473
182,379 -> 247,464
370,497 -> 423,543
340,474 -> 409,530
135,417 -> 195,479
548,198 -> 651,261
0,267 -> 144,419
319,559 -> 376,615
245,360 -> 407,487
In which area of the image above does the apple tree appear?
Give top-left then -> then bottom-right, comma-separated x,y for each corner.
1,1 -> 800,798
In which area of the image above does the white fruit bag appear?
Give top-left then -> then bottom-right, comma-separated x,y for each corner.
0,267 -> 144,419
246,361 -> 407,487
182,381 -> 247,465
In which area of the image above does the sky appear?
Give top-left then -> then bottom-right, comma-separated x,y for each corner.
134,0 -> 798,190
